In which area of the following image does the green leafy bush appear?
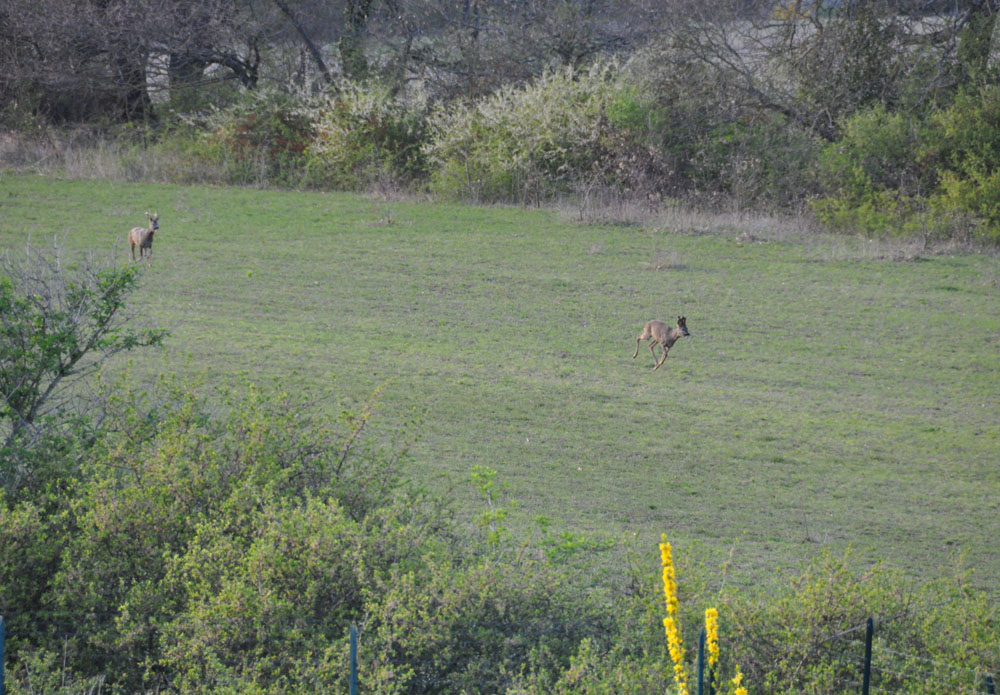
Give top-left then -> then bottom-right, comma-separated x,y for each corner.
812,91 -> 1000,243
811,105 -> 932,236
0,249 -> 165,497
304,82 -> 429,191
628,48 -> 824,210
927,85 -> 1000,242
820,105 -> 929,200
206,92 -> 315,187
718,553 -> 999,695
2,378 -> 607,695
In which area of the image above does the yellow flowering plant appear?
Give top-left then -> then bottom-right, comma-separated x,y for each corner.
706,607 -> 720,691
731,667 -> 748,695
705,608 -> 720,667
659,535 -> 749,695
660,534 -> 689,695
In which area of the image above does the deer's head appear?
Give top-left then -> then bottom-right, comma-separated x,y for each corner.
146,211 -> 159,231
677,316 -> 690,337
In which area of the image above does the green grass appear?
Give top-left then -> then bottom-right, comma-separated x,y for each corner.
2,173 -> 999,590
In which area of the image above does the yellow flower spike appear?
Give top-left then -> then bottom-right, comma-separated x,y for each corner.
732,667 -> 747,695
659,539 -> 747,695
705,607 -> 720,669
659,535 -> 688,695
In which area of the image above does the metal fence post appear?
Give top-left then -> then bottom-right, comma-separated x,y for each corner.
349,624 -> 358,695
697,627 -> 705,695
861,618 -> 873,695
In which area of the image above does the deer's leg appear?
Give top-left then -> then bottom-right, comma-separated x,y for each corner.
653,345 -> 669,370
130,243 -> 136,261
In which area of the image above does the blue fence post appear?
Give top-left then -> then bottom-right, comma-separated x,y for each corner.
986,674 -> 995,694
861,618 -> 873,695
349,624 -> 358,695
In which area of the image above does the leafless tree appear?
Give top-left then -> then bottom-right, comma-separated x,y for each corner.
654,0 -> 1000,142
346,0 -> 671,98
0,0 -> 270,122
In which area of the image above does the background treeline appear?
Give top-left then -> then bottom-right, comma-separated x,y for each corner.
2,0 -> 1000,243
0,252 -> 997,694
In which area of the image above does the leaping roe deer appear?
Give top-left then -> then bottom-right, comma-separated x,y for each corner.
128,212 -> 159,264
633,316 -> 690,370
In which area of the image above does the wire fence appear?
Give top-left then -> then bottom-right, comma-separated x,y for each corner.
0,611 -> 997,694
831,617 -> 997,695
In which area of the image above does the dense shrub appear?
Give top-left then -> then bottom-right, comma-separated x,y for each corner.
424,62 -> 673,204
720,553 -> 998,695
304,82 -> 429,191
205,92 -> 315,187
819,105 -> 929,199
811,105 -> 931,236
626,47 -> 825,211
2,376 -> 999,695
688,115 -> 823,211
927,85 -> 1000,243
812,90 -> 1000,242
1,379 -> 608,695
0,250 -> 165,498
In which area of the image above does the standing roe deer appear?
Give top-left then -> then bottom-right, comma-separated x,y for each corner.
633,316 -> 690,370
128,212 -> 159,264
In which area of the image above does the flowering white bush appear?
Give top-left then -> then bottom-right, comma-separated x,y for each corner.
424,62 -> 651,203
305,81 -> 429,190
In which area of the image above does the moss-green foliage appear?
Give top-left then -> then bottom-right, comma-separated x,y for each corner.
928,85 -> 1000,242
717,553 -> 999,695
507,549 -> 1000,695
6,377 -> 996,695
814,87 -> 1000,242
304,82 -> 429,191
0,255 -> 166,497
812,105 -> 931,236
689,115 -> 823,210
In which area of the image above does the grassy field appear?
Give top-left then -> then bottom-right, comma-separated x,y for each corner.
2,173 -> 998,591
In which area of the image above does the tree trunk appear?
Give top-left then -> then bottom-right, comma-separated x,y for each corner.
112,49 -> 153,122
340,0 -> 374,81
272,0 -> 333,84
